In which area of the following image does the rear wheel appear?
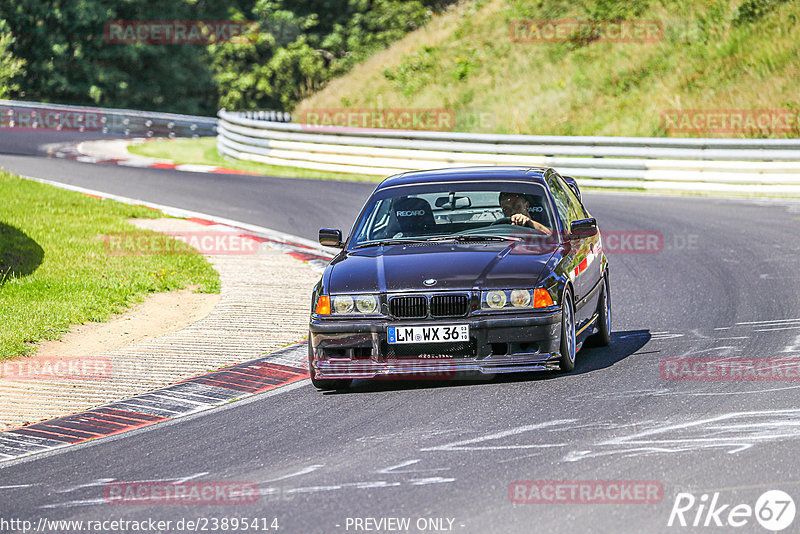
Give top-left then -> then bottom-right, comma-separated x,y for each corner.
308,340 -> 352,391
559,288 -> 576,372
594,273 -> 611,347
588,273 -> 612,347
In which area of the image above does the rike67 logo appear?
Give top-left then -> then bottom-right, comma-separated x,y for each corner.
668,490 -> 795,531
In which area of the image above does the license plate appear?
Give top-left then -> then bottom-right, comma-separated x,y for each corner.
387,325 -> 469,344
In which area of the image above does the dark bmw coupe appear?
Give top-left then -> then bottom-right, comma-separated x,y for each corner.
308,167 -> 610,390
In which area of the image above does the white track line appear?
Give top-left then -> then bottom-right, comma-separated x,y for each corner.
19,174 -> 336,257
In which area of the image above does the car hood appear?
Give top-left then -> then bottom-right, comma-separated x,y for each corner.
327,241 -> 557,293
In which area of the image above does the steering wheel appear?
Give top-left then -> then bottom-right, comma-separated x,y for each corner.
490,217 -> 512,226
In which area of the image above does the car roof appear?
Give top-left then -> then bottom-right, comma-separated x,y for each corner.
376,166 -> 551,190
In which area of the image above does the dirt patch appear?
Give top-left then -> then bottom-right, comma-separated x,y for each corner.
31,287 -> 220,360
0,286 -> 219,432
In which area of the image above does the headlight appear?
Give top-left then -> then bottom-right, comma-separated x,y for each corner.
355,294 -> 378,313
331,294 -> 380,315
485,290 -> 507,308
333,295 -> 354,314
510,289 -> 532,308
481,289 -> 543,310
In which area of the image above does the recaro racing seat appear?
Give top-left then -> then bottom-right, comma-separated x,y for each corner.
526,194 -> 551,231
390,196 -> 436,237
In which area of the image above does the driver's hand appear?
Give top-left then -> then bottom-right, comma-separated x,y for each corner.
511,214 -> 533,227
511,214 -> 553,236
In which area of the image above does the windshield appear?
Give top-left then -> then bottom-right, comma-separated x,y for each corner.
349,182 -> 555,248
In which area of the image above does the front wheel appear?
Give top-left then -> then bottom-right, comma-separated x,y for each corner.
559,288 -> 576,372
308,341 -> 352,391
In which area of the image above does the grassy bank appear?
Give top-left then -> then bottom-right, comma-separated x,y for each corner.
0,172 -> 220,360
128,137 -> 381,182
296,0 -> 800,137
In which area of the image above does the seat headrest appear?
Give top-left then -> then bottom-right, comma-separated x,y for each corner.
526,194 -> 545,213
392,197 -> 436,234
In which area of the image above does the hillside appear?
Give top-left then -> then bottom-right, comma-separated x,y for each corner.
295,0 -> 800,137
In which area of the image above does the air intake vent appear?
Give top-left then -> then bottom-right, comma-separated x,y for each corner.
430,294 -> 469,317
381,339 -> 476,359
389,296 -> 427,318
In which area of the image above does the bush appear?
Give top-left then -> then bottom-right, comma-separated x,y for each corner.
733,0 -> 788,25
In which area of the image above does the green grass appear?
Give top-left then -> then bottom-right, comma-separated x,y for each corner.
296,0 -> 800,138
0,172 -> 220,360
128,137 -> 382,182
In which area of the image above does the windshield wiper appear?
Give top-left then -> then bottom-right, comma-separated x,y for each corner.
352,238 -> 435,249
447,234 -> 522,242
353,234 -> 521,249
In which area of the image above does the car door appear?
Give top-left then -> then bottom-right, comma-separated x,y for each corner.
547,172 -> 599,329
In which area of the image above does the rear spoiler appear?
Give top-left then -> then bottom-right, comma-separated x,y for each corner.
562,176 -> 581,201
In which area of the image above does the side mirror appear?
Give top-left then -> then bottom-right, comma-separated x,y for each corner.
569,218 -> 598,239
319,228 -> 344,248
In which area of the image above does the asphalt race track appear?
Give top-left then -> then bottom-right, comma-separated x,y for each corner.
0,134 -> 371,241
3,133 -> 800,533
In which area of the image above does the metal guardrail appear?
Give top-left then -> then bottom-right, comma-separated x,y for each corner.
217,109 -> 800,190
0,99 -> 217,138
232,110 -> 294,123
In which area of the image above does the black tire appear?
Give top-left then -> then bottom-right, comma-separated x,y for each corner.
308,341 -> 352,391
588,273 -> 612,347
559,288 -> 576,372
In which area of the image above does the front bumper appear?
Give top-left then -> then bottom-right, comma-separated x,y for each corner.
309,310 -> 563,379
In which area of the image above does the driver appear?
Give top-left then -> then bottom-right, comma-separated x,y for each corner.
499,192 -> 552,235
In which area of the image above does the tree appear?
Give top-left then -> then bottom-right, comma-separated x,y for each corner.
0,0 -> 455,113
211,0 -> 455,111
0,20 -> 25,98
0,1 -> 231,114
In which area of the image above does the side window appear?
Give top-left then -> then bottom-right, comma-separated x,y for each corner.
368,199 -> 393,239
547,175 -> 573,231
557,175 -> 588,220
355,199 -> 391,241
